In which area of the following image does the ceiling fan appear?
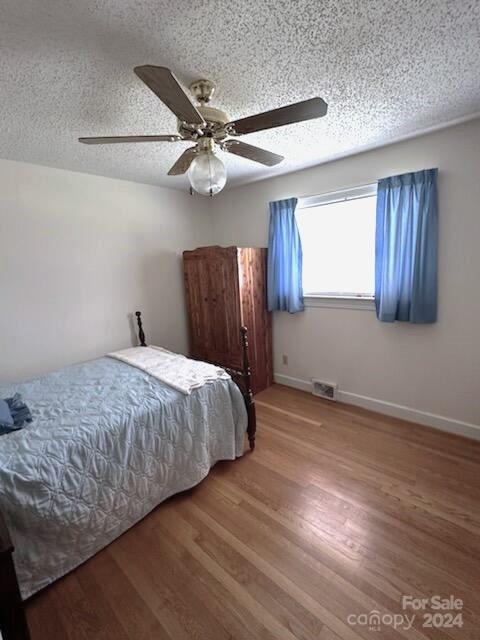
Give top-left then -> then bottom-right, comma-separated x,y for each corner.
79,66 -> 328,196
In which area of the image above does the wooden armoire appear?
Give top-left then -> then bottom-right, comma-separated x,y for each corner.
183,246 -> 272,394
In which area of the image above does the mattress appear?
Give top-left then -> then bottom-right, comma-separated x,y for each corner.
0,356 -> 247,598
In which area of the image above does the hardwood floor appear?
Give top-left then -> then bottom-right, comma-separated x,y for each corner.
26,384 -> 480,639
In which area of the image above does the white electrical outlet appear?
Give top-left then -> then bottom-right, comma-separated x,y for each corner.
282,354 -> 288,365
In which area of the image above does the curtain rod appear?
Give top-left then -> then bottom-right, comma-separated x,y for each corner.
297,182 -> 378,209
297,181 -> 378,202
295,167 -> 438,204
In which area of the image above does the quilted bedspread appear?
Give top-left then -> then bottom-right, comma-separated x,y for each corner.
0,357 -> 247,599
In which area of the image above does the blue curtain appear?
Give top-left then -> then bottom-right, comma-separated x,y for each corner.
375,168 -> 438,323
267,198 -> 304,313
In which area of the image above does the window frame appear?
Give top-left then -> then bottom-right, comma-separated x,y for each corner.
296,183 -> 377,309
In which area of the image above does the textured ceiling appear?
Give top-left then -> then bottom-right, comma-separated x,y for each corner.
1,0 -> 479,191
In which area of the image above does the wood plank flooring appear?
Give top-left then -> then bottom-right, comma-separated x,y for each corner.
25,384 -> 480,639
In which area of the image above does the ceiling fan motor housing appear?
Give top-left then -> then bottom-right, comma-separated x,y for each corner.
177,105 -> 230,141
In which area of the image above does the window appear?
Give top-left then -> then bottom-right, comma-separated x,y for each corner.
295,184 -> 377,299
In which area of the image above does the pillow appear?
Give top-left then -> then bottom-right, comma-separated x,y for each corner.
0,399 -> 14,428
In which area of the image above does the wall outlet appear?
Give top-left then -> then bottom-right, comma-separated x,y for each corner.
282,354 -> 288,365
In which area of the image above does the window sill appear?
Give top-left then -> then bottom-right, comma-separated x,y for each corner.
303,295 -> 376,310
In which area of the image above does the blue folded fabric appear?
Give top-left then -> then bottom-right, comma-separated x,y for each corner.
7,393 -> 33,426
0,393 -> 32,435
0,399 -> 14,428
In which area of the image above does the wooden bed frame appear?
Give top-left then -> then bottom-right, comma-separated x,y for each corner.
0,312 -> 256,640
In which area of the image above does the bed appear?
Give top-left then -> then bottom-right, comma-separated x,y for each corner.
0,313 -> 256,640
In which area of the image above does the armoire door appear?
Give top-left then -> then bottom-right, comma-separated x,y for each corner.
183,253 -> 212,361
238,247 -> 272,394
205,247 -> 243,368
183,246 -> 242,369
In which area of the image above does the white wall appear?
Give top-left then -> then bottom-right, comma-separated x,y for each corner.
210,119 -> 480,435
0,158 -> 212,381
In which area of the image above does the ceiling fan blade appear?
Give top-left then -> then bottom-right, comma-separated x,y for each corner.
134,65 -> 205,125
79,134 -> 183,145
228,97 -> 328,136
223,140 -> 283,166
167,147 -> 197,175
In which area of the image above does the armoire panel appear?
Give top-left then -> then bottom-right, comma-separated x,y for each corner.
183,246 -> 272,394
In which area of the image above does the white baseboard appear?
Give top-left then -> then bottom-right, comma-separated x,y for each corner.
274,373 -> 312,393
273,373 -> 480,441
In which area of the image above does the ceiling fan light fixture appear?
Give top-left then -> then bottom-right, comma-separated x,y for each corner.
188,147 -> 226,197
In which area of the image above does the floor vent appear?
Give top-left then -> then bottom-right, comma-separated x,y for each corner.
312,379 -> 338,401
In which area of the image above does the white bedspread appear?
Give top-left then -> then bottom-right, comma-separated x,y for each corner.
108,346 -> 230,394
